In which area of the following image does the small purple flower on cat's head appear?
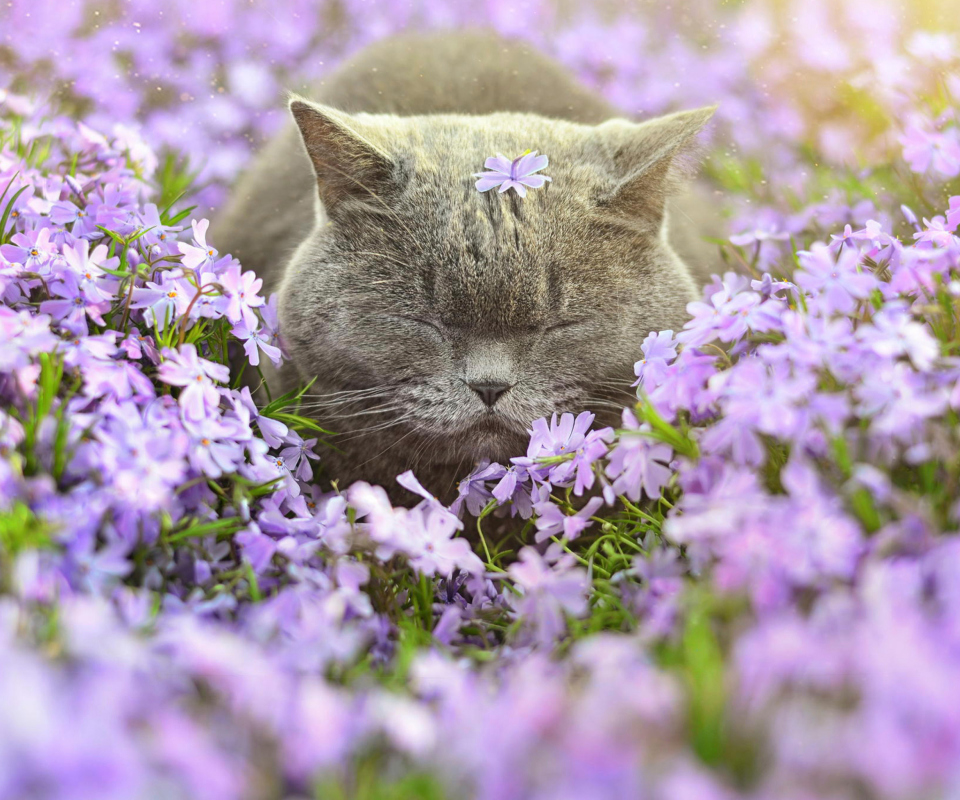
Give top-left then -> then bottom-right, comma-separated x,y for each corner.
473,150 -> 552,197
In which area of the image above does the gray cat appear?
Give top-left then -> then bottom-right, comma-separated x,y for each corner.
212,31 -> 718,501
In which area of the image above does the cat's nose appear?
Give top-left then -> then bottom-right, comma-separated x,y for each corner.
469,382 -> 511,408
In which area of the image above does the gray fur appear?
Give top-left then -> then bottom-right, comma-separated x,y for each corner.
211,31 -> 719,499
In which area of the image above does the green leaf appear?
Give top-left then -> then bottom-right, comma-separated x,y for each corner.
0,501 -> 54,557
0,185 -> 29,244
166,516 -> 245,544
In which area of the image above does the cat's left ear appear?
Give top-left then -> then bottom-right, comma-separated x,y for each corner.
289,96 -> 400,214
595,106 -> 717,231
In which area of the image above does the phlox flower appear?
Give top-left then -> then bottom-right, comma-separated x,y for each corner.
544,426 -> 612,496
913,215 -> 959,249
348,482 -> 403,556
39,270 -> 111,334
473,151 -> 552,197
845,219 -> 903,273
727,212 -> 793,271
507,546 -> 589,646
829,223 -> 859,251
50,198 -> 100,239
230,386 -> 288,448
0,307 -> 59,372
406,506 -> 483,578
60,331 -> 118,368
279,432 -> 320,482
796,242 -> 877,315
1,227 -> 57,274
259,294 -> 284,355
93,181 -> 138,235
131,273 -> 193,331
184,415 -> 248,478
751,273 -> 798,300
177,219 -> 219,272
856,361 -> 948,441
232,321 -> 282,367
449,461 -> 504,517
489,462 -> 537,517
119,327 -> 160,363
521,410 -> 596,463
81,359 -> 156,402
857,304 -> 940,371
219,261 -> 264,329
532,496 -> 604,543
604,409 -> 673,503
633,329 -> 677,388
62,238 -> 120,302
889,245 -> 952,296
236,524 -> 278,572
245,446 -> 302,498
157,344 -> 230,422
900,121 -> 960,178
138,202 -> 182,255
396,470 -> 463,530
96,409 -> 189,510
679,272 -> 782,346
644,346 -> 719,420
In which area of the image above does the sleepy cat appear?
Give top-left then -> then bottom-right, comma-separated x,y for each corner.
211,31 -> 718,500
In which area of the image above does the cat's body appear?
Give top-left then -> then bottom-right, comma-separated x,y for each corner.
212,32 -> 719,500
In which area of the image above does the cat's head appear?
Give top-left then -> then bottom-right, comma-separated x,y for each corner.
279,98 -> 714,471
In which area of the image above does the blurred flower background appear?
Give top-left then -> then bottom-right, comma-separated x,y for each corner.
4,0 -> 960,798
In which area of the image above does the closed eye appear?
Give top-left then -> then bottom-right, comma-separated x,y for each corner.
390,314 -> 446,336
545,320 -> 584,333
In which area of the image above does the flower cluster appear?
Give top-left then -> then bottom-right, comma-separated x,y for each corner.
4,2 -> 960,799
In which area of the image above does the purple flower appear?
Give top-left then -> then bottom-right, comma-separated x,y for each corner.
406,506 -> 483,578
218,261 -> 264,328
231,386 -> 288,448
604,409 -> 673,503
62,238 -> 120,302
232,321 -> 282,367
542,426 -> 612,496
39,270 -> 110,334
131,273 -> 192,331
913,215 -> 958,248
633,330 -> 677,387
900,120 -> 960,177
1,227 -> 57,275
449,461 -> 504,517
857,304 -> 940,371
177,218 -> 219,272
60,331 -> 118,368
507,546 -> 589,645
473,151 -> 552,197
279,433 -> 320,482
796,243 -> 877,315
521,410 -> 596,463
532,496 -> 604,543
50,198 -> 100,238
157,344 -> 229,422
138,202 -> 182,255
184,415 -> 247,478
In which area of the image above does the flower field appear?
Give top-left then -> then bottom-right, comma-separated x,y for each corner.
3,1 -> 960,798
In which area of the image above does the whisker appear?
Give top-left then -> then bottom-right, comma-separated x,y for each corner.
331,416 -> 415,444
324,404 -> 404,421
353,426 -> 422,470
297,395 -> 395,412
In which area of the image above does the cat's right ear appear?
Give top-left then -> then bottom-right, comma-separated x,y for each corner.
289,97 -> 398,214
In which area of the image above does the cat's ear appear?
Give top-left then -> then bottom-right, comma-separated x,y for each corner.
595,106 -> 716,232
289,96 -> 398,213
